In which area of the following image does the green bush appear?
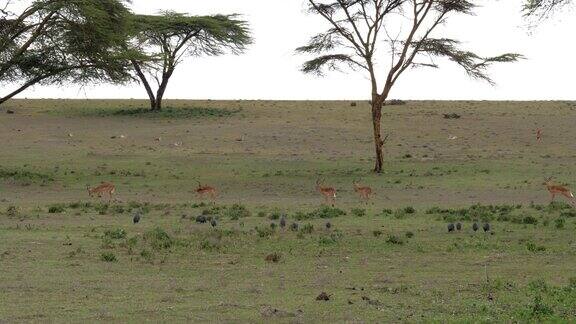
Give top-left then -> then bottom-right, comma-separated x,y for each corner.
5,205 -> 18,218
555,218 -> 565,229
48,204 -> 66,214
255,226 -> 275,238
100,252 -> 117,262
300,223 -> 314,234
104,228 -> 127,240
350,208 -> 366,217
522,216 -> 539,225
386,235 -> 404,245
144,227 -> 173,250
225,204 -> 251,220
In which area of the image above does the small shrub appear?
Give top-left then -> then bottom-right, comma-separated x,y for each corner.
405,231 -> 414,239
300,223 -> 314,234
268,212 -> 282,220
257,211 -> 267,218
386,235 -> 404,245
48,204 -> 66,214
403,206 -> 416,214
256,226 -> 275,238
265,253 -> 281,263
200,237 -> 221,251
225,204 -> 251,220
351,208 -> 366,217
104,228 -> 127,240
5,205 -> 18,218
144,227 -> 173,250
522,216 -> 539,225
111,205 -> 125,214
443,113 -> 461,119
527,241 -> 546,253
387,99 -> 407,105
100,252 -> 117,262
381,209 -> 393,216
310,206 -> 347,219
372,230 -> 383,237
140,249 -> 153,262
529,295 -> 554,318
555,218 -> 565,229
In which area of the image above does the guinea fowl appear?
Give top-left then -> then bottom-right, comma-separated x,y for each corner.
133,211 -> 141,224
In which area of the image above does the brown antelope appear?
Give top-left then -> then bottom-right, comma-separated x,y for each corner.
195,181 -> 217,200
87,182 -> 116,202
536,128 -> 543,142
353,181 -> 373,202
316,179 -> 336,206
544,177 -> 575,206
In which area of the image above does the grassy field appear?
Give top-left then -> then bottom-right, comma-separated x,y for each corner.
1,99 -> 576,322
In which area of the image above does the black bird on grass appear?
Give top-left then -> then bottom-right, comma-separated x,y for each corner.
210,219 -> 217,227
483,223 -> 491,233
280,216 -> 287,229
195,215 -> 207,224
456,222 -> 462,231
447,223 -> 455,233
325,222 -> 332,230
472,223 -> 479,232
133,211 -> 141,224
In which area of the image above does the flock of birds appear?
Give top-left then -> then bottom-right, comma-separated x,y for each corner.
447,222 -> 491,233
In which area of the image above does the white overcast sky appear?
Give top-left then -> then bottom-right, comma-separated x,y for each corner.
13,0 -> 576,100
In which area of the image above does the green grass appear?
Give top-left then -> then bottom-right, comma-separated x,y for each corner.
1,99 -> 576,321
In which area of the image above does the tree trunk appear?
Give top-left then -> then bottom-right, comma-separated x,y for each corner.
371,96 -> 385,173
131,60 -> 158,111
153,69 -> 173,112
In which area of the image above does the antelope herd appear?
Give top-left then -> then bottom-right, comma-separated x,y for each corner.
83,129 -> 574,208
85,177 -> 576,208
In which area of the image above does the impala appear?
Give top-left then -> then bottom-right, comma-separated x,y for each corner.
544,177 -> 575,206
353,181 -> 373,202
195,181 -> 217,200
316,179 -> 336,206
87,182 -> 116,202
536,128 -> 543,142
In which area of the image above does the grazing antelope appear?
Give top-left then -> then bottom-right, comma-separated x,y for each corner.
544,177 -> 575,206
536,128 -> 543,142
87,182 -> 116,202
353,181 -> 373,202
316,179 -> 336,206
195,181 -> 217,200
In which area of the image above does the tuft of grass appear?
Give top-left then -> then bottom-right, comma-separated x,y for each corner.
351,208 -> 366,217
100,252 -> 117,263
224,204 -> 251,220
104,228 -> 127,240
386,235 -> 404,245
144,227 -> 174,250
48,204 -> 66,214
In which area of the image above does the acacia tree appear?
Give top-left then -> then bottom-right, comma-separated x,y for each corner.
524,0 -> 572,17
297,0 -> 521,173
0,0 -> 136,106
128,12 -> 251,111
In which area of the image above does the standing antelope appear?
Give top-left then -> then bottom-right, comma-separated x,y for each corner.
316,179 -> 336,206
87,182 -> 116,202
536,128 -> 543,142
544,177 -> 575,206
353,181 -> 373,202
195,181 -> 217,200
